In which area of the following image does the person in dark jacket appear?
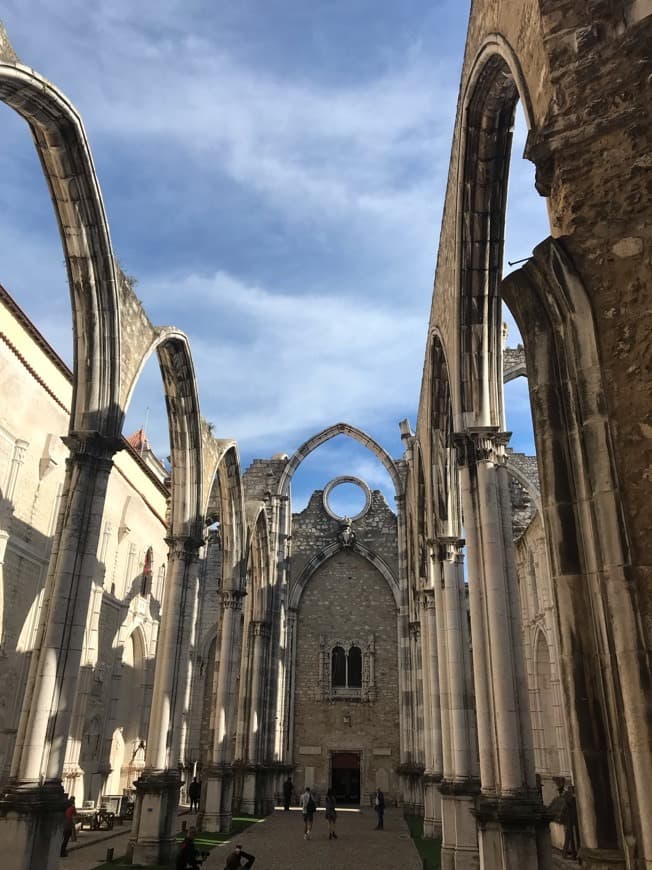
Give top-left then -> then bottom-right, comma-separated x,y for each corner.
224,843 -> 255,869
60,797 -> 76,857
176,828 -> 203,869
282,776 -> 293,811
188,777 -> 201,813
374,787 -> 385,830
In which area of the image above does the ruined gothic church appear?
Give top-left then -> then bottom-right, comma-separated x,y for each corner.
0,3 -> 650,870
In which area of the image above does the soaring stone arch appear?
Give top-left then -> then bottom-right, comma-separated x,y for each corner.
124,329 -> 204,539
277,422 -> 403,499
0,52 -> 121,437
206,442 -> 246,591
502,237 -> 651,863
458,34 -> 538,430
245,502 -> 272,620
426,332 -> 460,540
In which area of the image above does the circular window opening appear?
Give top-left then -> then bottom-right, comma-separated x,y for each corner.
323,476 -> 371,521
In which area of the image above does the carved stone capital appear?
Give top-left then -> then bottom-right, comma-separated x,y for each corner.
63,430 -> 124,465
409,620 -> 421,640
220,589 -> 245,610
454,429 -> 511,468
251,620 -> 270,638
439,536 -> 465,563
165,535 -> 204,562
420,589 -> 436,610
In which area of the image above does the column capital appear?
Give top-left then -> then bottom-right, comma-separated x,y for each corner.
419,588 -> 436,610
220,589 -> 245,610
251,620 -> 270,638
409,620 -> 421,640
63,429 -> 124,460
165,535 -> 204,561
439,536 -> 465,563
454,428 -> 511,468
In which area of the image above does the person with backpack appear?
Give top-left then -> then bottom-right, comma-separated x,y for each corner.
300,786 -> 316,840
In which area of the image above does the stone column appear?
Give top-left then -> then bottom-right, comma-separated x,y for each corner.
0,431 -> 121,870
438,538 -> 480,870
202,589 -> 244,832
241,620 -> 269,815
129,535 -> 202,866
456,430 -> 551,870
420,588 -> 443,837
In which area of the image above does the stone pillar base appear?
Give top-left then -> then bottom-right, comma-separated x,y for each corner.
128,769 -> 181,866
0,780 -> 67,870
440,780 -> 479,870
200,766 -> 233,832
240,770 -> 257,816
577,847 -> 626,870
474,791 -> 552,870
423,777 -> 442,838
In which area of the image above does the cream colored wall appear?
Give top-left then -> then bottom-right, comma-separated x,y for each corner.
0,292 -> 168,802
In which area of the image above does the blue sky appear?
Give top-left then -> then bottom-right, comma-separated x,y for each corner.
0,1 -> 549,513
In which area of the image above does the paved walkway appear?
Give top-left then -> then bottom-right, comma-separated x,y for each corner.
204,807 -> 422,870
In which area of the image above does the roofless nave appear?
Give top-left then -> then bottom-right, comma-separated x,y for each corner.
0,2 -> 650,869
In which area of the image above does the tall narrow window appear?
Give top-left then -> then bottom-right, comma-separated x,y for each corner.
348,646 -> 362,687
141,547 -> 153,596
332,645 -> 346,687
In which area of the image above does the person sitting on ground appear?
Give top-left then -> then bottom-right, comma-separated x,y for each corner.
176,827 -> 204,869
224,843 -> 256,869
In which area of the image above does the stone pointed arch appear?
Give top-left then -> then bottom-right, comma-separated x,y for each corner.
245,500 -> 272,620
124,329 -> 204,540
278,422 -> 402,499
289,539 -> 400,610
458,36 -> 543,430
206,442 -> 246,592
427,332 -> 460,539
0,60 -> 121,436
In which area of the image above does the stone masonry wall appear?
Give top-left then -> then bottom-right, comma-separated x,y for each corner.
293,548 -> 400,805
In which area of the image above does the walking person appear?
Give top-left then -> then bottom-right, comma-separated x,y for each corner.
60,796 -> 76,857
300,786 -> 316,840
282,776 -> 293,811
374,786 -> 385,830
224,843 -> 256,869
325,787 -> 338,839
188,776 -> 201,813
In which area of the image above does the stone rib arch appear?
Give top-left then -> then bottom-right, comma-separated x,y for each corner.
427,331 -> 460,540
0,59 -> 121,436
206,442 -> 246,593
121,328 -> 204,539
504,459 -> 542,515
278,422 -> 402,499
289,540 -> 400,610
245,501 -> 272,621
458,38 -> 545,430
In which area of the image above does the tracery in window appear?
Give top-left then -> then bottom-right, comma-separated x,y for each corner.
319,636 -> 375,701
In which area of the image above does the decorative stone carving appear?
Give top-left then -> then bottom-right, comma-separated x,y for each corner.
337,518 -> 356,548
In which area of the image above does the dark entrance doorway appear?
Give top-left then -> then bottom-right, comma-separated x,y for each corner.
331,752 -> 361,804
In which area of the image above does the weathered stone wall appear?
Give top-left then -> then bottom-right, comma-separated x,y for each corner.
291,490 -> 398,583
292,548 -> 400,803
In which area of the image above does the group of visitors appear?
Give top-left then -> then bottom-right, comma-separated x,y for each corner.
283,777 -> 386,840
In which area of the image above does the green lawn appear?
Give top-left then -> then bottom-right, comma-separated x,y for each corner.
405,814 -> 442,870
93,814 -> 263,869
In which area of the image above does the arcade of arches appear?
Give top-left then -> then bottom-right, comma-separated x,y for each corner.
0,4 -> 650,870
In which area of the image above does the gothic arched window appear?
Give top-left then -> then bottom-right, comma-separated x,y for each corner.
332,645 -> 346,687
348,646 -> 362,687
